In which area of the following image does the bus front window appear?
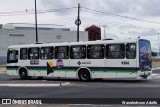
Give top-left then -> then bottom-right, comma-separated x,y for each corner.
139,40 -> 152,70
7,50 -> 18,63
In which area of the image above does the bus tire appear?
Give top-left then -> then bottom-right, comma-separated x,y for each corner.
19,68 -> 28,80
28,76 -> 32,79
78,69 -> 91,81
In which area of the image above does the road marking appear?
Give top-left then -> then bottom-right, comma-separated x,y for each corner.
0,82 -> 70,87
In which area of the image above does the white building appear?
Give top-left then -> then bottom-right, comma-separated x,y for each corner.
0,24 -> 88,64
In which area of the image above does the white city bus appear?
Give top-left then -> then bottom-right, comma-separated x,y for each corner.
7,38 -> 152,81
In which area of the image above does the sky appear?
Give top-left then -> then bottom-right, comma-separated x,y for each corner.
0,0 -> 160,52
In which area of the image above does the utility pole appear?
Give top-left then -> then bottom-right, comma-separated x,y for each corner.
35,0 -> 38,43
75,3 -> 81,42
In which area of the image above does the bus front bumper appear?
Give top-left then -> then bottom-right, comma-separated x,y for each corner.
139,70 -> 152,79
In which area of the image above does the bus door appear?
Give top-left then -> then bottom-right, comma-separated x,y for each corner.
7,49 -> 19,75
117,43 -> 137,78
7,49 -> 18,64
28,47 -> 41,77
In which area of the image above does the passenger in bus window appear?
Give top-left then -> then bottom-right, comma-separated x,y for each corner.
41,49 -> 45,59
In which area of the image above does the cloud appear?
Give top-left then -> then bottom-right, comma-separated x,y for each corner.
40,0 -> 66,8
128,28 -> 158,36
105,33 -> 119,39
40,0 -> 91,8
137,0 -> 160,16
40,0 -> 89,15
40,0 -> 160,18
96,0 -> 160,17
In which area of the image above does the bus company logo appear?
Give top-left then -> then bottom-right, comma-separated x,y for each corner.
77,61 -> 91,65
77,61 -> 81,65
56,59 -> 64,69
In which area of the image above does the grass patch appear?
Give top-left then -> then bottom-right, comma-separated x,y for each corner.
0,66 -> 6,68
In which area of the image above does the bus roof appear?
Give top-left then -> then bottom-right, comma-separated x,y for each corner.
8,38 -> 146,49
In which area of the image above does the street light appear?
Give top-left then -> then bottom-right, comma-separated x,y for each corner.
102,25 -> 107,39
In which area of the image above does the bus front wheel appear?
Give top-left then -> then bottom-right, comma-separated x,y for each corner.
78,69 -> 91,81
19,68 -> 28,80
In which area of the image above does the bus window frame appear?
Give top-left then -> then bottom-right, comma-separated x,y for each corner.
126,43 -> 136,59
70,45 -> 86,59
87,44 -> 105,59
28,47 -> 40,60
40,47 -> 54,60
7,49 -> 18,63
20,48 -> 28,60
55,46 -> 69,59
106,44 -> 125,59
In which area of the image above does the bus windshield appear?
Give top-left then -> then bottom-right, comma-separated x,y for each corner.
139,39 -> 152,70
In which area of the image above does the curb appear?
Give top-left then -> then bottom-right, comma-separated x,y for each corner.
152,67 -> 160,70
151,74 -> 160,78
0,82 -> 70,87
0,71 -> 6,74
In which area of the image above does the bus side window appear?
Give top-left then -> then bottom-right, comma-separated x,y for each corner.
7,50 -> 18,63
28,47 -> 39,59
55,46 -> 69,59
70,45 -> 86,59
106,44 -> 125,59
40,47 -> 54,59
20,48 -> 27,60
87,45 -> 104,59
126,43 -> 136,59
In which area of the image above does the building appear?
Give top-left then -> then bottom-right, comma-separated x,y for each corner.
85,25 -> 101,41
0,24 -> 88,64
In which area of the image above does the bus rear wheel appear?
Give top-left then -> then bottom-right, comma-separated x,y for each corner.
78,69 -> 91,81
19,68 -> 28,80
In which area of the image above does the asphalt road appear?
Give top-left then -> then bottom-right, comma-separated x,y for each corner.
0,70 -> 160,105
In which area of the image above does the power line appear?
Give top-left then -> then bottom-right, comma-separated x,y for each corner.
1,5 -> 160,31
0,7 -> 77,16
80,16 -> 160,30
81,6 -> 160,24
